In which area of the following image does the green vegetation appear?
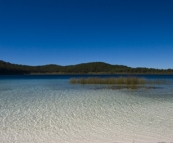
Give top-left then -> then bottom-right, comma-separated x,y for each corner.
70,77 -> 168,89
70,77 -> 146,89
1,60 -> 173,75
70,77 -> 145,84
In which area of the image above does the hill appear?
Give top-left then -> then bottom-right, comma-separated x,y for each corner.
0,60 -> 173,75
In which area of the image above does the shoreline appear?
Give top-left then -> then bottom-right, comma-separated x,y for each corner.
28,73 -> 173,75
1,73 -> 173,76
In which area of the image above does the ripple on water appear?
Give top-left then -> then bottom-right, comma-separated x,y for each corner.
0,79 -> 173,143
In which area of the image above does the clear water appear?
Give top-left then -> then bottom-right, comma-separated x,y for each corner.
0,75 -> 173,143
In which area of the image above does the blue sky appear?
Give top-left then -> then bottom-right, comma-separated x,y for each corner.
0,0 -> 173,69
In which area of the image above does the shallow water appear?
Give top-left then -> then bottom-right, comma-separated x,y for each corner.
0,75 -> 173,143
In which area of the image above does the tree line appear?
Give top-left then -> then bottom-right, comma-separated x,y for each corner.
0,60 -> 173,75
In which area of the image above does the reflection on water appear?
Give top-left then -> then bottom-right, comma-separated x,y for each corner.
0,76 -> 173,143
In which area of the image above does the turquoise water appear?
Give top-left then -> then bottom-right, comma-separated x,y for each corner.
0,75 -> 173,143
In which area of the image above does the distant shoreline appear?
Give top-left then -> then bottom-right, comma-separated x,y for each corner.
1,60 -> 173,75
1,72 -> 173,76
29,73 -> 173,75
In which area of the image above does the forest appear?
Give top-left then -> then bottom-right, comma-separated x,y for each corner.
0,60 -> 173,75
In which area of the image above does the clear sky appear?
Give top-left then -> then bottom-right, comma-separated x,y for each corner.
0,0 -> 173,69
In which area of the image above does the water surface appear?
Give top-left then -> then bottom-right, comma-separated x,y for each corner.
0,75 -> 173,143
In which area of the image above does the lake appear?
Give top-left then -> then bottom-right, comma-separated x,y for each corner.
0,75 -> 173,143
